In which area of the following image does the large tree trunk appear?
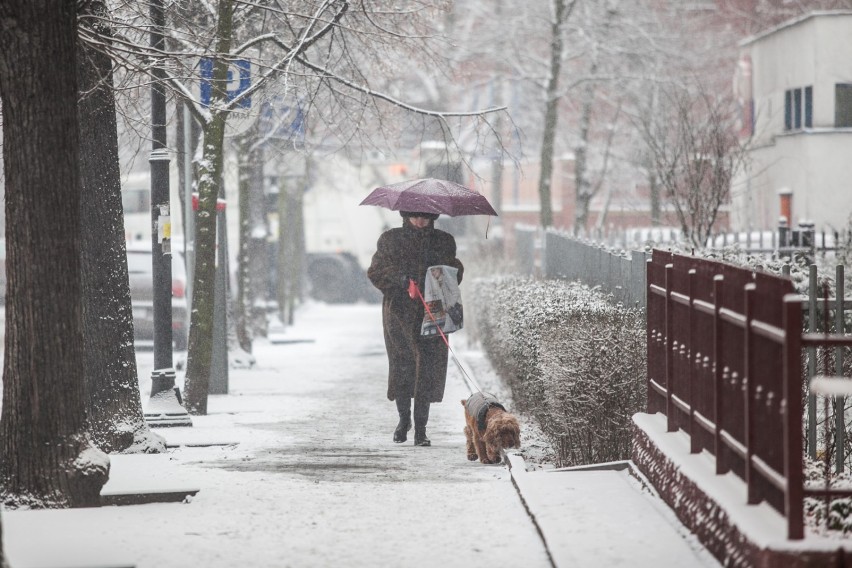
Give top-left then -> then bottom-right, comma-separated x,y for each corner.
536,0 -> 568,229
573,94 -> 594,233
182,0 -> 234,415
0,0 -> 109,507
276,181 -> 303,326
648,169 -> 661,226
235,133 -> 263,351
77,1 -> 165,454
183,113 -> 227,415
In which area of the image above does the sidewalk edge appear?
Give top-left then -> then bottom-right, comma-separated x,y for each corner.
505,451 -> 558,568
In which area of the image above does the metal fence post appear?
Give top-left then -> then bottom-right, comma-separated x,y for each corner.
808,265 -> 818,459
665,263 -> 675,432
836,264 -> 846,472
783,294 -> 805,540
744,283 -> 757,504
688,269 -> 699,453
713,275 -> 726,475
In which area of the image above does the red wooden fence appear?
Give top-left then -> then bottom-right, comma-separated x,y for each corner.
646,250 -> 824,538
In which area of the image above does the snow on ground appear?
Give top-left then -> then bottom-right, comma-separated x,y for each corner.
2,301 -> 729,568
5,303 -> 552,568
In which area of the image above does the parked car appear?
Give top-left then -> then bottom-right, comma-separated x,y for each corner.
126,241 -> 189,350
305,251 -> 379,304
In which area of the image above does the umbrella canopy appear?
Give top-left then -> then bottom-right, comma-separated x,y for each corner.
359,178 -> 497,217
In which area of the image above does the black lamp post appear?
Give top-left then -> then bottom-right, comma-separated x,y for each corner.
144,0 -> 191,427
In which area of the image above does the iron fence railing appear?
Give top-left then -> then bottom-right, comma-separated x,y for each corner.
595,224 -> 851,257
520,226 -> 852,538
542,229 -> 648,309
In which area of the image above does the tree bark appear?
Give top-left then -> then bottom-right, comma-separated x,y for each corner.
183,0 -> 234,415
236,133 -> 263,351
573,94 -> 594,233
0,0 -> 109,507
183,111 -> 227,415
276,181 -> 298,326
648,169 -> 661,226
536,0 -> 569,229
77,0 -> 166,454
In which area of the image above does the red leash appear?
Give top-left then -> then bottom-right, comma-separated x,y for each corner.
408,278 -> 481,394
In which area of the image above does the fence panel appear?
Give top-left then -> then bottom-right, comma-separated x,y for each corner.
542,229 -> 648,308
528,226 -> 852,539
647,255 -> 667,416
646,251 -> 796,524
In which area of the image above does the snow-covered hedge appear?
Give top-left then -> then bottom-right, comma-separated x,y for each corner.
468,276 -> 646,467
804,459 -> 852,535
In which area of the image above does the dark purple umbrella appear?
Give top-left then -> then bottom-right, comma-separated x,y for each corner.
359,178 -> 497,217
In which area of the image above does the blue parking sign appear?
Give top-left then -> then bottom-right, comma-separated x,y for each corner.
200,58 -> 251,108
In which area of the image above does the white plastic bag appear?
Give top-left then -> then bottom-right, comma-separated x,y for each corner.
420,265 -> 463,336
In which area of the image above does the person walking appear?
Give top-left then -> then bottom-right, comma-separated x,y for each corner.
367,211 -> 464,446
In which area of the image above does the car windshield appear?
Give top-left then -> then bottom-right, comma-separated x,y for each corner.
126,249 -> 186,277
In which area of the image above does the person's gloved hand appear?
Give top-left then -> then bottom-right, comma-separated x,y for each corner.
407,278 -> 419,300
398,274 -> 411,289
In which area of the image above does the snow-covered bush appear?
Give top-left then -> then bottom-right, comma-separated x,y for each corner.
804,458 -> 852,535
469,276 -> 646,467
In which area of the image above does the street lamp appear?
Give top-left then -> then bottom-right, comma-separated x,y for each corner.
144,0 -> 191,427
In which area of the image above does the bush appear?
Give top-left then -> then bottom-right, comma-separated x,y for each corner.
804,458 -> 852,534
469,276 -> 646,467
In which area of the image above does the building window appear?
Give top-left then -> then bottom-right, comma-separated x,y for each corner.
785,90 -> 792,130
835,84 -> 852,127
794,88 -> 802,128
805,86 -> 813,127
784,86 -> 813,131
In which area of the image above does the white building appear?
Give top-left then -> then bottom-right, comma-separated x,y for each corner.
733,11 -> 852,233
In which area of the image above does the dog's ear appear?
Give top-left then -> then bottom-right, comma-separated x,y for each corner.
460,399 -> 466,406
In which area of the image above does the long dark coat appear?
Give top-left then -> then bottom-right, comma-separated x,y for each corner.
367,219 -> 464,403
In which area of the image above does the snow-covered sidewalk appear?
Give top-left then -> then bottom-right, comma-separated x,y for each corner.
4,302 -> 718,567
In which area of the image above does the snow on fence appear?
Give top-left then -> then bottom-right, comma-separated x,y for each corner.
704,226 -> 850,256
647,250 -> 802,538
541,229 -> 648,309
646,250 -> 852,540
526,227 -> 852,538
599,224 -> 851,257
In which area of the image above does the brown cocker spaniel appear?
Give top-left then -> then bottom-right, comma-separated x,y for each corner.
462,392 -> 521,464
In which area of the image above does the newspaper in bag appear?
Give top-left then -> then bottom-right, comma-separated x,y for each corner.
420,265 -> 463,336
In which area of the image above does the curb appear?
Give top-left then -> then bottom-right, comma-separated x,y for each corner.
505,451 -> 558,568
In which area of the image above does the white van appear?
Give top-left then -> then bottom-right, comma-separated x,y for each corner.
122,171 -> 151,243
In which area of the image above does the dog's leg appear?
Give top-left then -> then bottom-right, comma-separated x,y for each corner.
473,428 -> 491,464
463,425 -> 477,461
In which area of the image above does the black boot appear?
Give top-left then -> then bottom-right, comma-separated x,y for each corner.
393,398 -> 412,443
413,399 -> 431,446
